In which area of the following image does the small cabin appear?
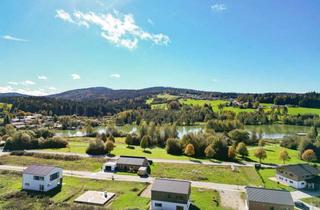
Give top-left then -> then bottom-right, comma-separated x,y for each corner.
22,165 -> 63,192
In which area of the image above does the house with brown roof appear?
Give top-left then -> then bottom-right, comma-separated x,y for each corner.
276,164 -> 320,189
151,179 -> 191,210
22,165 -> 63,192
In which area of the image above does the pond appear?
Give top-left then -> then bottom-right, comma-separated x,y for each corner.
55,124 -> 311,140
244,124 -> 310,139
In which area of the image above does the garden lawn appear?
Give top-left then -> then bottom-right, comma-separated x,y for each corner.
0,170 -> 150,210
256,169 -> 294,191
302,196 -> 320,208
288,107 -> 320,115
0,155 -> 104,172
151,163 -> 262,186
247,143 -> 306,165
191,188 -> 230,210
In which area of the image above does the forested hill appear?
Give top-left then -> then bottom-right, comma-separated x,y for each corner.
0,87 -> 319,116
47,86 -> 229,101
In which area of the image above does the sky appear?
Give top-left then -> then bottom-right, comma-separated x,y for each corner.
1,0 -> 320,95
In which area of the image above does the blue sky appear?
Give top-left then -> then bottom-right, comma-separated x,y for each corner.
1,0 -> 320,95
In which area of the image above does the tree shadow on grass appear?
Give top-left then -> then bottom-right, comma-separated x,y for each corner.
189,159 -> 202,164
126,146 -> 135,149
143,150 -> 152,154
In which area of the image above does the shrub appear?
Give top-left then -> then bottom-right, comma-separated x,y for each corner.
184,144 -> 195,156
166,138 -> 182,155
140,135 -> 151,150
228,146 -> 236,160
105,140 -> 114,154
236,142 -> 248,158
301,149 -> 317,162
39,136 -> 68,149
86,139 -> 106,155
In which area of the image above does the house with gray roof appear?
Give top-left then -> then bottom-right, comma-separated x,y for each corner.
104,156 -> 149,175
22,165 -> 63,192
245,187 -> 294,210
276,164 -> 320,189
151,179 -> 191,210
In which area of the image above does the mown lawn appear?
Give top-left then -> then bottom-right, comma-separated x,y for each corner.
0,170 -> 150,210
151,163 -> 262,186
0,155 -> 104,172
247,143 -> 306,165
302,196 -> 320,208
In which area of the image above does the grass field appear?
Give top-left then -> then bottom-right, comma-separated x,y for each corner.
146,95 -> 320,115
0,154 -> 104,172
44,137 -> 211,161
247,143 -> 306,165
302,196 -> 320,208
0,170 -> 228,210
151,162 -> 262,186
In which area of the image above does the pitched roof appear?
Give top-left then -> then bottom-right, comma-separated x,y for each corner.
152,179 -> 191,195
246,187 -> 294,206
278,164 -> 319,177
23,165 -> 60,176
117,156 -> 147,166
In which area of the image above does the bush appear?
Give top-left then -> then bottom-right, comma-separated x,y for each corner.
280,136 -> 299,150
86,139 -> 106,155
105,140 -> 114,154
184,144 -> 195,156
166,138 -> 182,155
39,136 -> 68,149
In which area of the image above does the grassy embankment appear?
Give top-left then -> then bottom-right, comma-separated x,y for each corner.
0,170 -> 227,210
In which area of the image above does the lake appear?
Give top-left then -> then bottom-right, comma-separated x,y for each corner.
55,124 -> 311,140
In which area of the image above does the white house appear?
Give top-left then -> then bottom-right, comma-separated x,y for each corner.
151,179 -> 191,210
276,164 -> 319,190
22,165 -> 63,192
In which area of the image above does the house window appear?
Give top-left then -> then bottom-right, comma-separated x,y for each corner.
25,183 -> 30,186
34,176 -> 44,181
289,181 -> 293,184
155,203 -> 162,207
50,172 -> 59,181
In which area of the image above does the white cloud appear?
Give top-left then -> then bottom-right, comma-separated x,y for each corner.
0,86 -> 57,96
22,80 -> 36,85
55,9 -> 170,49
55,9 -> 74,23
71,74 -> 81,80
48,86 -> 57,90
2,35 -> 28,42
211,4 -> 227,12
110,73 -> 120,79
8,81 -> 19,85
38,75 -> 48,80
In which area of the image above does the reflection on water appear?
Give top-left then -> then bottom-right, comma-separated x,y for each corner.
55,124 -> 311,140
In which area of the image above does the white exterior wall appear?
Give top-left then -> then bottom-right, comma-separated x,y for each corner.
151,200 -> 190,210
22,168 -> 63,192
276,174 -> 306,189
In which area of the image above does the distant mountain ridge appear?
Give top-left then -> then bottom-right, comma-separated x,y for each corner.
0,86 -> 218,101
48,86 -> 215,101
